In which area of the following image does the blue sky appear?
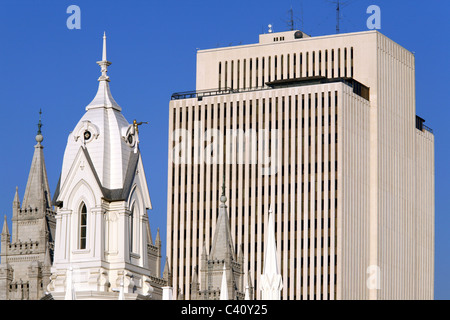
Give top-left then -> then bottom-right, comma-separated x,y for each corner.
0,0 -> 448,299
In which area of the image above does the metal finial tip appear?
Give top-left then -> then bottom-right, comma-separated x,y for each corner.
220,173 -> 227,204
36,109 -> 43,140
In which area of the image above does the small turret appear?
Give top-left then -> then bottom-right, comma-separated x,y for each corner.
1,216 -> 10,262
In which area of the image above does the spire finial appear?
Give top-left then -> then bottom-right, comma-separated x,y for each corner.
220,173 -> 227,204
37,109 -> 42,135
97,32 -> 111,82
102,31 -> 107,61
36,109 -> 43,143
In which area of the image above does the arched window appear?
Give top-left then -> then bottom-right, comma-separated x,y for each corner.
79,203 -> 87,249
129,204 -> 135,253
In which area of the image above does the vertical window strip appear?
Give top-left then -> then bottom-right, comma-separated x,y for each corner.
331,49 -> 335,78
130,204 -> 134,253
293,53 -> 297,78
218,62 -> 222,90
225,61 -> 228,89
256,58 -> 259,88
351,47 -> 354,77
306,52 -> 309,77
275,56 -> 278,81
237,60 -> 240,90
231,60 -> 234,89
79,203 -> 87,250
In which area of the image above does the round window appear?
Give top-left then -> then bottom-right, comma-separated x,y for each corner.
84,130 -> 92,141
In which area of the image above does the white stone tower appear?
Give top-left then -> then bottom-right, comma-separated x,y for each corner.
47,33 -> 164,300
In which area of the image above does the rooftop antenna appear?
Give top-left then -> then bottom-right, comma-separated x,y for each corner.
283,4 -> 304,32
288,7 -> 294,31
336,0 -> 341,34
300,0 -> 304,30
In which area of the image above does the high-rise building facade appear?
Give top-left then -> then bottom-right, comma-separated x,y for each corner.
167,29 -> 434,300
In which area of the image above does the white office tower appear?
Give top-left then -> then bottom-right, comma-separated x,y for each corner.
47,34 -> 164,300
167,29 -> 434,300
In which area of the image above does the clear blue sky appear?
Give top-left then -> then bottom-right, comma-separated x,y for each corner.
0,0 -> 448,299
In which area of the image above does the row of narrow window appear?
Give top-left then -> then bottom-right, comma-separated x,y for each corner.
218,47 -> 354,90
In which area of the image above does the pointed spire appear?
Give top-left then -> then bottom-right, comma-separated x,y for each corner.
220,264 -> 229,300
156,227 -> 161,245
191,266 -> 199,289
13,186 -> 20,209
192,266 -> 198,284
22,112 -> 52,210
238,243 -> 244,263
210,176 -> 235,261
86,32 -> 121,111
146,215 -> 153,245
201,241 -> 208,258
98,31 -> 111,82
102,31 -> 107,62
264,205 -> 279,275
163,257 -> 172,287
260,205 -> 283,300
43,245 -> 52,267
1,215 -> 10,237
162,258 -> 174,300
245,273 -> 252,300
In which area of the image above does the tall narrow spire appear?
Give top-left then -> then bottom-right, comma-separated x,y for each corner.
264,206 -> 279,275
210,178 -> 234,261
260,205 -> 283,300
22,111 -> 51,210
1,215 -> 9,237
102,32 -> 107,61
86,32 -> 120,111
13,186 -> 20,209
97,32 -> 111,82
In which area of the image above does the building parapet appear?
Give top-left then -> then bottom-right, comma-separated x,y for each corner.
171,76 -> 370,101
